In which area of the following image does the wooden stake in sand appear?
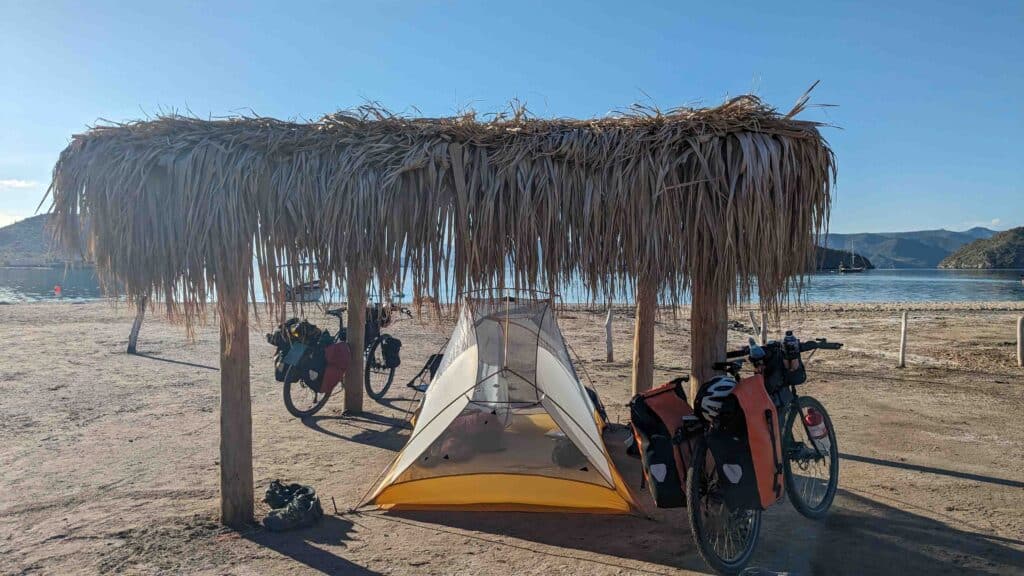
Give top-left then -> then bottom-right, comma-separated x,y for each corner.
605,305 -> 614,363
747,309 -> 769,345
127,296 -> 147,355
1017,315 -> 1023,369
898,311 -> 908,368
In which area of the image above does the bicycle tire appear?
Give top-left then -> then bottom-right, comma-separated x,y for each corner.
282,365 -> 332,418
783,395 -> 839,519
686,436 -> 761,575
364,336 -> 396,402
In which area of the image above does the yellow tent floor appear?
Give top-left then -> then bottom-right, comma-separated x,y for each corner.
366,415 -> 639,514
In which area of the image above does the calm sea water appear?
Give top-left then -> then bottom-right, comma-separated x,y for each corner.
2,266 -> 1022,304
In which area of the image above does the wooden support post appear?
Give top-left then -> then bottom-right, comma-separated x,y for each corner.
631,278 -> 656,396
605,305 -> 614,363
127,296 -> 147,354
218,278 -> 253,527
897,311 -> 908,369
691,281 -> 729,399
747,310 -> 758,341
1017,315 -> 1023,369
344,265 -> 367,414
760,310 -> 768,345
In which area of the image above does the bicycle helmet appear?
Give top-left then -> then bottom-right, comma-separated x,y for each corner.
696,375 -> 737,422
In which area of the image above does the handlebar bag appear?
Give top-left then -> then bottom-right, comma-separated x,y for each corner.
629,377 -> 697,508
783,356 -> 807,386
707,374 -> 783,510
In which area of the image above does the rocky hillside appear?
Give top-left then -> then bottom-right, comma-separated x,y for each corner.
816,246 -> 873,270
0,214 -> 85,266
825,227 -> 995,268
939,227 -> 1024,269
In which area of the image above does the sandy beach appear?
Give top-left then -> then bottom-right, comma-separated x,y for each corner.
1,300 -> 1023,575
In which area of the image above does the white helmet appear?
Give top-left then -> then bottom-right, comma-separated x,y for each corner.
698,375 -> 737,422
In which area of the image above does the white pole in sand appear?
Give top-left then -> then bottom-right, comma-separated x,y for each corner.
1017,315 -> 1023,369
746,309 -> 769,344
898,311 -> 908,368
605,305 -> 614,363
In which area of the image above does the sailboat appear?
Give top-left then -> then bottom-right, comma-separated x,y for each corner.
838,246 -> 865,273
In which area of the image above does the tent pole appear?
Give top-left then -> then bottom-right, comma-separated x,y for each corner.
218,275 -> 254,527
344,264 -> 367,414
631,277 -> 656,396
690,281 -> 729,398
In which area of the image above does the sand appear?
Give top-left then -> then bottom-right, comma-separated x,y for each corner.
1,301 -> 1023,575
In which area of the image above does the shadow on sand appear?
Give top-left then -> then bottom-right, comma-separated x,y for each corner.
352,430 -> 1024,575
839,452 -> 1024,489
371,486 -> 1022,575
302,410 -> 410,452
132,351 -> 220,371
242,515 -> 382,575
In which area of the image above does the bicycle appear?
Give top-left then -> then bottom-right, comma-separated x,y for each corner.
268,300 -> 411,418
686,335 -> 842,574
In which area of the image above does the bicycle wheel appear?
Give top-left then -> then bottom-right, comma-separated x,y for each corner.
783,395 -> 839,519
686,436 -> 761,575
283,365 -> 332,418
363,336 -> 396,402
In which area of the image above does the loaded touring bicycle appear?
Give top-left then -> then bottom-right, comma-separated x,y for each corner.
266,297 -> 412,418
631,332 -> 842,575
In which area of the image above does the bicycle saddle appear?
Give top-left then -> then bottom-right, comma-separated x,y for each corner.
326,307 -> 347,318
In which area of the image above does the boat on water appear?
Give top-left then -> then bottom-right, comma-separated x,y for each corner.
285,279 -> 323,303
838,246 -> 866,273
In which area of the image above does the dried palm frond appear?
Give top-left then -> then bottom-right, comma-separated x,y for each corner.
46,93 -> 834,330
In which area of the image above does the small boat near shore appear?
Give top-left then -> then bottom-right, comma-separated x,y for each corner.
838,246 -> 866,273
285,280 -> 323,303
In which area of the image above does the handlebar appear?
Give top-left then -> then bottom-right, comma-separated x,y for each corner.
725,338 -> 843,359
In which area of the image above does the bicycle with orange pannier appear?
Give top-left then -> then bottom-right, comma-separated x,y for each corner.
630,332 -> 842,575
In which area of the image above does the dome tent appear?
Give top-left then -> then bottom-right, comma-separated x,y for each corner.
364,291 -> 637,513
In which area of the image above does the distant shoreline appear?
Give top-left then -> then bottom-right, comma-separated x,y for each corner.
4,299 -> 1022,313
0,263 -> 95,270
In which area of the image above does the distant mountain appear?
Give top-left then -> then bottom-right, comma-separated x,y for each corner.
0,214 -> 86,266
815,246 -> 874,270
824,228 -> 997,268
939,227 -> 1024,269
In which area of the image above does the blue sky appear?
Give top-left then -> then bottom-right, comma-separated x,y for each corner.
1,0 -> 1020,233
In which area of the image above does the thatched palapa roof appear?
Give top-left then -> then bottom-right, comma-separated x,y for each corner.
47,94 -> 834,320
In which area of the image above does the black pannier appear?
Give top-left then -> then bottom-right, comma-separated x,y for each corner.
629,377 -> 700,508
699,375 -> 784,511
381,335 -> 402,368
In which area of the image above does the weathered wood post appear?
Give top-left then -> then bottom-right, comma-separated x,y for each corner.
218,264 -> 254,527
691,281 -> 729,399
127,296 -> 147,354
760,310 -> 768,345
897,311 -> 908,368
1017,315 -> 1023,369
344,265 -> 368,414
631,278 -> 657,395
605,305 -> 614,363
